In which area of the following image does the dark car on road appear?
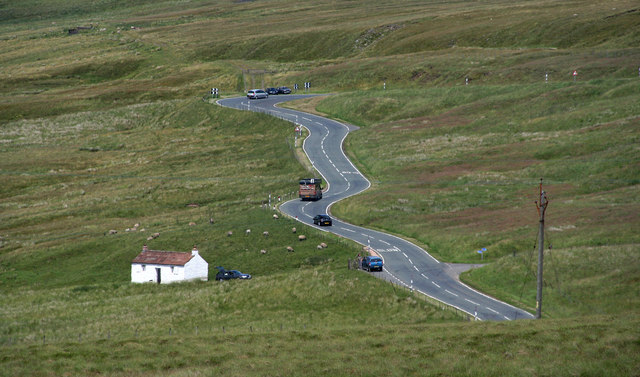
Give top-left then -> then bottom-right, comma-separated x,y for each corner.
277,86 -> 292,94
266,87 -> 279,95
215,266 -> 252,280
362,256 -> 383,272
313,214 -> 332,226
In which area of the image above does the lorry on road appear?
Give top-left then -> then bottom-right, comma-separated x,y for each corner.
299,178 -> 323,201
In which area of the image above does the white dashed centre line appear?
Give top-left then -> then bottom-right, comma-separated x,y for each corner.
432,281 -> 441,288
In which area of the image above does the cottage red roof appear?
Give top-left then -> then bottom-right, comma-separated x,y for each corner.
132,250 -> 193,266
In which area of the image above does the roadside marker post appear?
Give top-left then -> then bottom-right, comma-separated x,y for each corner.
573,70 -> 577,82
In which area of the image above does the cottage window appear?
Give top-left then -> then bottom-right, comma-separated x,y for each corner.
141,265 -> 146,271
171,266 -> 175,274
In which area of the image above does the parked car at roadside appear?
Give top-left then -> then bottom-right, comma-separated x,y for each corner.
215,266 -> 252,280
362,256 -> 383,272
277,86 -> 292,94
247,89 -> 268,99
266,87 -> 279,95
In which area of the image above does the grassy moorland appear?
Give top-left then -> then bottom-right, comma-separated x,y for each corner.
1,0 -> 639,375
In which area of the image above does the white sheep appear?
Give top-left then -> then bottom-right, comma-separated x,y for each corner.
260,249 -> 267,254
263,231 -> 269,238
292,227 -> 297,233
286,246 -> 294,252
246,229 -> 251,235
298,235 -> 307,241
273,214 -> 279,220
227,231 -> 233,237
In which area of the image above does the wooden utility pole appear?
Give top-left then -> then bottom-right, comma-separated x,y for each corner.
535,178 -> 549,319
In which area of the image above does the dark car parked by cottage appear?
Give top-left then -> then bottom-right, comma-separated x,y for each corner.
215,266 -> 252,280
277,86 -> 292,94
266,87 -> 279,95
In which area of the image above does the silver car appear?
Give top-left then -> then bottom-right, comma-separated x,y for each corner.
247,89 -> 268,99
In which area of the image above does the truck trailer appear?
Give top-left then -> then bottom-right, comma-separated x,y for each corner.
299,178 -> 323,201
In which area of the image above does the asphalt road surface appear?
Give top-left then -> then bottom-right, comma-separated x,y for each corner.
218,94 -> 534,321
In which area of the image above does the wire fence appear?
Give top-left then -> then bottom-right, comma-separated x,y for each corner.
346,260 -> 475,322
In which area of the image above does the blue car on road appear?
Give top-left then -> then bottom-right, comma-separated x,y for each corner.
362,256 -> 383,272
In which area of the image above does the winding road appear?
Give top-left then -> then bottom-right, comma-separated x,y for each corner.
218,94 -> 534,321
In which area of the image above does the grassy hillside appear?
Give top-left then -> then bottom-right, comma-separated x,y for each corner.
1,0 -> 639,375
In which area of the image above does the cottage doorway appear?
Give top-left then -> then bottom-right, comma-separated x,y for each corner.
156,268 -> 161,284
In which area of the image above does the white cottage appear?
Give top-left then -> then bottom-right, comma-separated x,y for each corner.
131,245 -> 208,284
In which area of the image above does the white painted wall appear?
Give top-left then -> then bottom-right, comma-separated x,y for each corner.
131,263 -> 186,284
130,253 -> 208,284
184,253 -> 208,282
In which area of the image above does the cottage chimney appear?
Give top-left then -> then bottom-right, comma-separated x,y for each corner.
192,245 -> 199,256
142,244 -> 149,252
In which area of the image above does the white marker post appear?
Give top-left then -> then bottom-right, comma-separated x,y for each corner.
573,70 -> 577,82
545,73 -> 548,83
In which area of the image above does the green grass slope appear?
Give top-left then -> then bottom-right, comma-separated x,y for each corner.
1,0 -> 639,375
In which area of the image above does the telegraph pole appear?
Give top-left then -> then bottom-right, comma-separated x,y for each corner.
535,178 -> 549,319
